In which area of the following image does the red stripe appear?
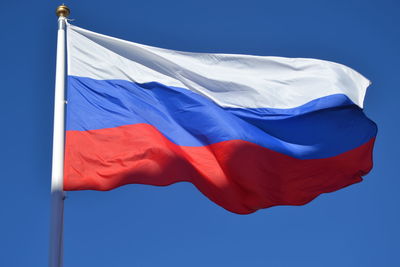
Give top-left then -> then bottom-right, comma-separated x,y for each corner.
64,123 -> 375,214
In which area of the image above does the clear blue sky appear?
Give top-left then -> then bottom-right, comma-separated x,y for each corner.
1,0 -> 399,266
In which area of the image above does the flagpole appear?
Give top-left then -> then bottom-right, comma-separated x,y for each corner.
49,5 -> 70,267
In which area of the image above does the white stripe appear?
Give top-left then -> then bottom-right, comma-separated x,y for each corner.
67,23 -> 370,109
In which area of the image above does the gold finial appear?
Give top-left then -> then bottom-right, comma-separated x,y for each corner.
56,5 -> 70,17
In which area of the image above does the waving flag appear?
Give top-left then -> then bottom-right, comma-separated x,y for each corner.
64,23 -> 377,214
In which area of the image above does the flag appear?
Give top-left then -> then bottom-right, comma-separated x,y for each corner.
64,23 -> 377,214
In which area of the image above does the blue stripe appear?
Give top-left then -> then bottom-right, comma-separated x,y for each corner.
66,76 -> 377,159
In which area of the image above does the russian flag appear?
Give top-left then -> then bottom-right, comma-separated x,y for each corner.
64,23 -> 377,214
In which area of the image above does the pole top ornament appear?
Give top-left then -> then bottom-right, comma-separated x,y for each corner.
56,5 -> 70,17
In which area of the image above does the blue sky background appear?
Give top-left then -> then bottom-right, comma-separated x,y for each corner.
1,0 -> 399,266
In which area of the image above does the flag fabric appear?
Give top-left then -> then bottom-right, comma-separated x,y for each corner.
64,23 -> 377,214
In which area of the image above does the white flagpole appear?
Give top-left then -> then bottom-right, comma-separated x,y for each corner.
49,5 -> 70,267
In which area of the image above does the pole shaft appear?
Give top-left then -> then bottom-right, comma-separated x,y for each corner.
49,17 -> 66,267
